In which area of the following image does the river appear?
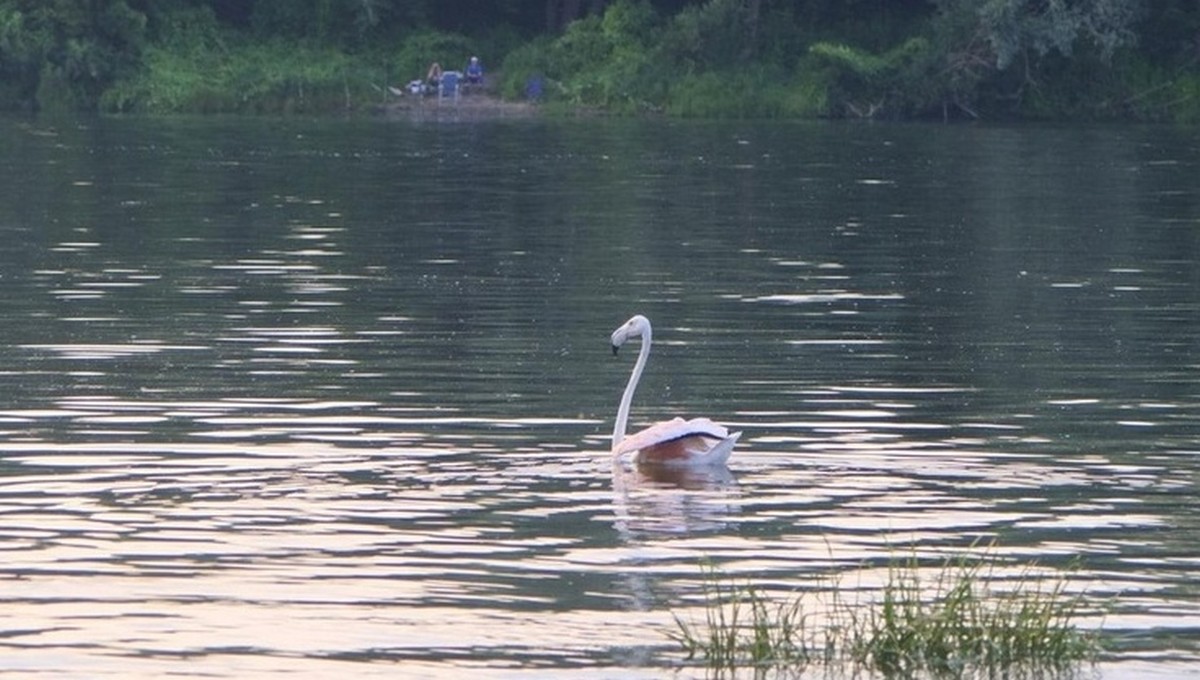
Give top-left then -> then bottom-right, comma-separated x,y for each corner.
0,115 -> 1197,678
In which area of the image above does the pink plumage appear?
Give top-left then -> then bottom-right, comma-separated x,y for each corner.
609,316 -> 740,467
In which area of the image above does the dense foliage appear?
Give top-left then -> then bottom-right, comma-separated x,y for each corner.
2,0 -> 1198,121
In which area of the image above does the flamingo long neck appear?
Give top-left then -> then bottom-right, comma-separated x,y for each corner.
613,325 -> 651,450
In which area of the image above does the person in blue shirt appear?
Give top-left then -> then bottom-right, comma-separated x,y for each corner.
465,56 -> 484,88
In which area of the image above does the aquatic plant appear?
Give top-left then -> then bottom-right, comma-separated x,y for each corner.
669,562 -> 810,671
670,549 -> 1099,677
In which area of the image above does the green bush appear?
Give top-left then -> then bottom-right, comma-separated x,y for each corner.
808,36 -> 933,118
103,5 -> 484,114
777,72 -> 829,118
662,67 -> 825,120
1106,56 -> 1200,124
666,71 -> 742,117
496,36 -> 557,100
389,29 -> 475,87
1170,73 -> 1200,124
42,0 -> 1200,120
660,0 -> 755,70
493,1 -> 665,112
495,0 -> 830,119
0,0 -> 147,111
103,39 -> 366,114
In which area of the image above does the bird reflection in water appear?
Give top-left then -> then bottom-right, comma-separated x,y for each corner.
607,461 -> 742,637
610,461 -> 740,539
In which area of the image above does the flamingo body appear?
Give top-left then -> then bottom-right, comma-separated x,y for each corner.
609,315 -> 739,467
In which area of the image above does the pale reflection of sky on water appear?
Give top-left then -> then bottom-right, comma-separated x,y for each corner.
0,116 -> 1198,678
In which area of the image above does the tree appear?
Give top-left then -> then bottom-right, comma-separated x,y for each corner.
915,0 -> 1144,117
0,0 -> 147,111
935,0 -> 1143,70
546,0 -> 609,32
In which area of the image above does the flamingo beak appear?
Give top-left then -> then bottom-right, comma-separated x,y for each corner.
611,344 -> 619,356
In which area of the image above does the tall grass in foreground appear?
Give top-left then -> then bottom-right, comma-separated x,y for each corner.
670,564 -> 812,670
670,552 -> 1099,677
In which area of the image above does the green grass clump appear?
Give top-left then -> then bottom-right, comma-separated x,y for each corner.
670,549 -> 1099,677
854,553 -> 1097,676
669,562 -> 810,670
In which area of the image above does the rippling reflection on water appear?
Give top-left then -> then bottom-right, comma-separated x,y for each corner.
0,117 -> 1198,678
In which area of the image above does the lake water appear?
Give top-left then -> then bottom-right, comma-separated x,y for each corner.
0,115 -> 1197,678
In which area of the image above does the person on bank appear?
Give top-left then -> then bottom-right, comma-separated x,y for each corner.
465,56 -> 484,88
426,62 -> 443,91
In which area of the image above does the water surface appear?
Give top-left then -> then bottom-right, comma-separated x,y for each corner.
0,116 -> 1198,678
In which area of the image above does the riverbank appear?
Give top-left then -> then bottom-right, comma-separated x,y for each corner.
9,3 -> 1200,124
378,90 -> 539,121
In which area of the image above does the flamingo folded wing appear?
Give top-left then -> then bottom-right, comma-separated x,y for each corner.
612,417 -> 731,456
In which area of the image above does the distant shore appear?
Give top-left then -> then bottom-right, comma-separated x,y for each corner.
378,90 -> 539,121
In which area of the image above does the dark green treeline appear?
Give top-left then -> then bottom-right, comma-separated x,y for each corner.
1,0 -> 1198,121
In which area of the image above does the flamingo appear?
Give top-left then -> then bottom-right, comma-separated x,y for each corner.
609,315 -> 740,466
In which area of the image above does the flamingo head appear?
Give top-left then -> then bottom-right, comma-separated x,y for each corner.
611,315 -> 650,355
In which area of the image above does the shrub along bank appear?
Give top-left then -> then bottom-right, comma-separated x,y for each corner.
2,0 -> 1198,122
